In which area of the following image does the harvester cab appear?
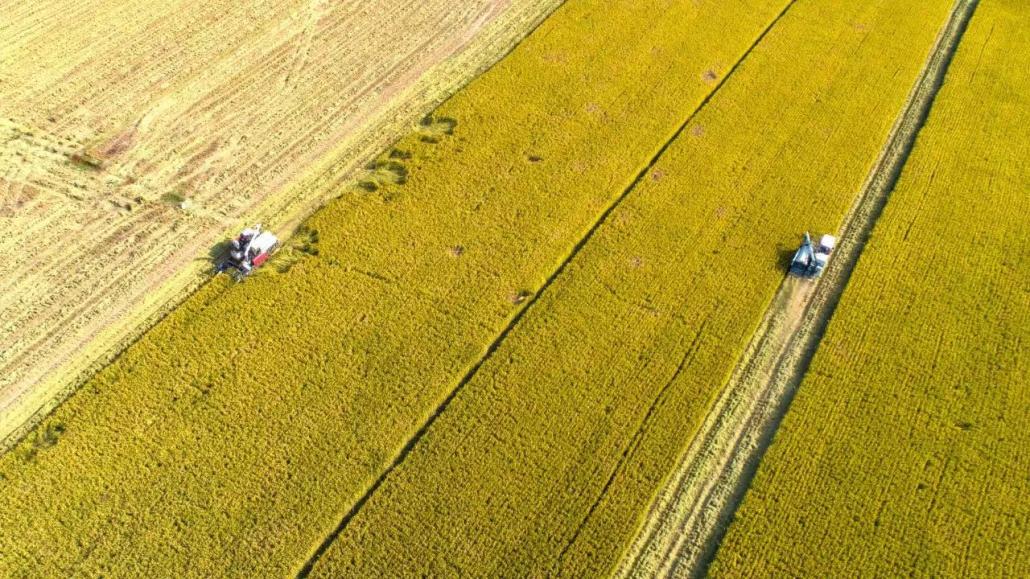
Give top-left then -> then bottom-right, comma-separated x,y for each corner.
216,224 -> 279,280
790,231 -> 836,278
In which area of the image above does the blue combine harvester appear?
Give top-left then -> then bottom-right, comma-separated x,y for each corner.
790,232 -> 837,278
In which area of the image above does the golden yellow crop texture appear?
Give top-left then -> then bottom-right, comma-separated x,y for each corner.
309,1 -> 958,576
0,0 -> 794,575
710,1 -> 1030,576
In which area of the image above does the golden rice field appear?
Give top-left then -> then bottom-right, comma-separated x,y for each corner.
307,0 -> 959,575
710,0 -> 1030,575
0,0 -> 796,574
0,0 -> 560,446
2,0 -> 1026,576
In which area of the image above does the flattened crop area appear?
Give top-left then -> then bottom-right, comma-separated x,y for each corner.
711,0 -> 1030,574
0,0 -> 559,444
618,1 -> 978,575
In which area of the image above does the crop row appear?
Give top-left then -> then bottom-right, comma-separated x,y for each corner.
0,0 -> 793,575
306,0 -> 958,576
711,1 -> 1030,575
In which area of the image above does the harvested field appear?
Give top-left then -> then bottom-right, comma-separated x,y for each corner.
710,0 -> 1030,575
0,0 -> 560,445
304,0 -> 960,576
0,0 -> 793,574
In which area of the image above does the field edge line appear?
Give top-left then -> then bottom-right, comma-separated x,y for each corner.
292,1 -> 800,575
613,0 -> 981,576
0,0 -> 566,459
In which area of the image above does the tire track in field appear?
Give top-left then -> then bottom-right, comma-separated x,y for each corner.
615,1 -> 979,577
294,2 -> 799,575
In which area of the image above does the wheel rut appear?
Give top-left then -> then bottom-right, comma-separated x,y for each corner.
615,1 -> 979,577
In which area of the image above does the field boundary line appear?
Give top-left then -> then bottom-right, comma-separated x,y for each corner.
613,1 -> 979,576
0,0 -> 565,456
293,2 -> 799,575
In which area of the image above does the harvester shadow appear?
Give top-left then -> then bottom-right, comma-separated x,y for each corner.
775,245 -> 795,272
206,240 -> 233,274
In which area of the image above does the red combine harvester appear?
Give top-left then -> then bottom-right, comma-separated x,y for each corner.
216,224 -> 279,280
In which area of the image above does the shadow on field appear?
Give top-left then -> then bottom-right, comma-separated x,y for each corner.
775,245 -> 796,271
206,240 -> 233,274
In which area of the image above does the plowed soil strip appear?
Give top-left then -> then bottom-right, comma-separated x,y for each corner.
616,1 -> 979,576
294,5 -> 797,576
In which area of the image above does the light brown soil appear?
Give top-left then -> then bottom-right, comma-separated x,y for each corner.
0,0 -> 560,446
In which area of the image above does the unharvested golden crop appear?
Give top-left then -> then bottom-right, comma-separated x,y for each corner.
0,0 -> 794,574
0,0 -> 559,446
710,1 -> 1030,575
309,1 -> 959,576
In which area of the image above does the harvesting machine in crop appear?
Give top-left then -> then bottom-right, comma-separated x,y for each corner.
790,231 -> 836,278
216,224 -> 279,280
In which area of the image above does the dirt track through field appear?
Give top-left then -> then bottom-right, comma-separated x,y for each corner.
294,3 -> 799,575
615,1 -> 979,576
0,0 -> 560,448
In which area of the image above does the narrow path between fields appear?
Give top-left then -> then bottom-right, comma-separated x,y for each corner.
614,1 -> 979,577
293,2 -> 799,576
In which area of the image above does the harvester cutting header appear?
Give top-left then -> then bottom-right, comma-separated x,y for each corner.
216,224 -> 279,280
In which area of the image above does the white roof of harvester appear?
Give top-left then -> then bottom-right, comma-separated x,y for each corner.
249,231 -> 279,254
819,234 -> 837,250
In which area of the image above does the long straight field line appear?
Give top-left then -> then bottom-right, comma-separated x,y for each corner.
294,3 -> 798,575
0,1 -> 799,574
616,1 -> 980,576
303,0 -> 960,574
0,0 -> 564,451
709,0 -> 1028,572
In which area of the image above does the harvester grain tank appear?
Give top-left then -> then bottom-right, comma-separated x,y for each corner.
790,231 -> 836,278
